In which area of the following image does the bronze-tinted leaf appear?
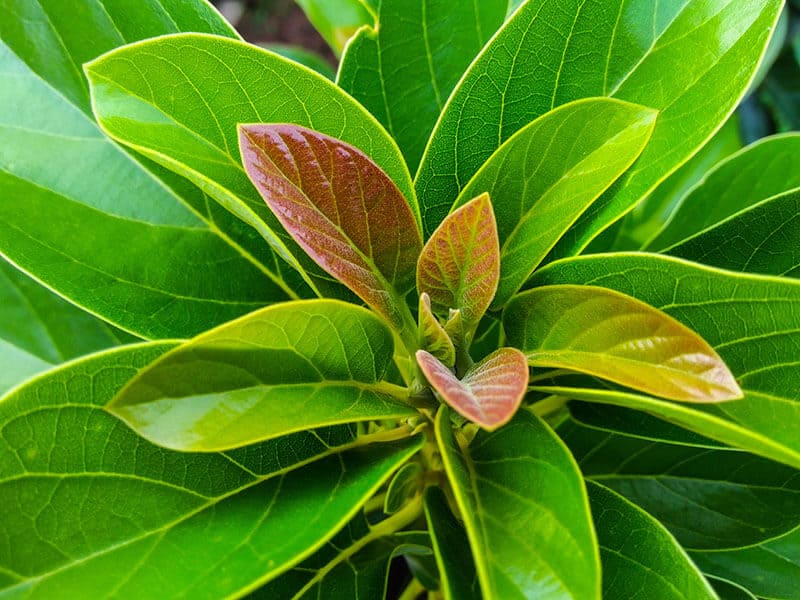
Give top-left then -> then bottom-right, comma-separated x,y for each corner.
416,347 -> 528,429
504,285 -> 743,402
240,124 -> 422,329
417,193 -> 500,337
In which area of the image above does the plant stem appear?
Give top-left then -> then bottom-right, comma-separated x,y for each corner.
291,497 -> 424,599
397,578 -> 426,600
529,395 -> 567,418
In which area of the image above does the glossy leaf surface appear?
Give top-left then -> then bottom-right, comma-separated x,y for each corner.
0,343 -> 423,597
505,284 -> 741,402
86,34 -> 416,295
530,253 -> 800,468
415,0 -> 781,240
259,43 -> 337,80
418,348 -> 528,430
455,99 -> 655,304
561,419 -> 800,550
587,481 -> 717,600
424,486 -> 481,600
668,189 -> 800,277
0,21 -> 293,339
417,193 -> 499,332
418,293 -> 456,367
109,300 -> 415,452
648,133 -> 800,250
240,124 -> 422,329
436,408 -> 600,599
692,526 -> 800,600
0,260 -> 130,393
295,0 -> 375,56
338,0 -> 506,170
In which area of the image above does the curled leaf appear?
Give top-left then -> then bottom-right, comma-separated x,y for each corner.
504,285 -> 743,402
418,293 -> 456,367
416,347 -> 528,429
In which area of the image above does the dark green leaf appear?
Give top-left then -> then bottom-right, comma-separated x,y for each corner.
240,124 -> 422,332
295,0 -> 375,56
457,99 -> 655,304
418,348 -> 528,430
692,526 -> 800,600
704,576 -> 758,600
762,50 -> 800,131
648,133 -> 800,251
587,481 -> 717,599
668,188 -> 800,277
338,0 -> 506,170
529,253 -> 800,468
109,300 -> 416,452
415,0 -> 782,241
384,462 -> 423,514
0,343 -> 422,597
435,407 -> 600,599
85,34 -> 417,296
417,193 -> 499,334
424,486 -> 480,600
505,284 -> 741,402
560,418 -> 800,550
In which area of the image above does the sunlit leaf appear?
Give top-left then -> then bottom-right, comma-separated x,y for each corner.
295,0 -> 375,56
505,284 -> 742,402
417,348 -> 528,430
418,293 -> 456,368
240,124 -> 422,331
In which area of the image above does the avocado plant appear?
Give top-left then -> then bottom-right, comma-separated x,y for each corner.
1,1 -> 799,599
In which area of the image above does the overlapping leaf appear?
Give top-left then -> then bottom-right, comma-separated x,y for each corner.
85,34 -> 417,296
505,284 -> 741,402
417,193 -> 499,333
648,133 -> 800,250
560,419 -> 800,550
415,0 -> 782,244
587,481 -> 717,600
109,300 -> 416,452
435,408 -> 600,599
338,0 -> 507,170
417,348 -> 527,429
453,99 -> 656,304
296,0 -> 375,56
0,343 -> 423,598
418,293 -> 456,367
530,253 -> 800,468
240,124 -> 422,331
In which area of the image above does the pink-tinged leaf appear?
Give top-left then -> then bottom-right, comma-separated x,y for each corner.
419,293 -> 456,367
417,193 -> 500,336
240,124 -> 422,328
504,285 -> 743,403
416,348 -> 529,430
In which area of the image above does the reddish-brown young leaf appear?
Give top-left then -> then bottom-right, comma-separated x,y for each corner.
417,193 -> 500,336
239,124 -> 422,328
418,293 -> 456,367
417,347 -> 529,429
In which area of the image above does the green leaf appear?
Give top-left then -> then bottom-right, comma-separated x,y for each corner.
258,43 -> 336,80
384,462 -> 423,514
560,418 -> 800,550
612,114 -> 742,251
85,33 -> 417,294
505,284 -> 741,402
0,259 -> 132,394
435,407 -> 600,599
337,0 -> 506,171
415,0 -> 782,241
108,300 -> 416,452
0,343 -> 423,598
587,481 -> 717,600
667,188 -> 800,277
418,293 -> 456,368
762,49 -> 800,132
529,253 -> 800,468
0,21 -> 295,339
692,526 -> 800,600
239,124 -> 422,332
417,193 -> 499,334
453,99 -> 655,304
418,348 -> 528,430
295,0 -> 375,56
705,577 -> 758,600
424,486 -> 481,600
647,133 -> 800,251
